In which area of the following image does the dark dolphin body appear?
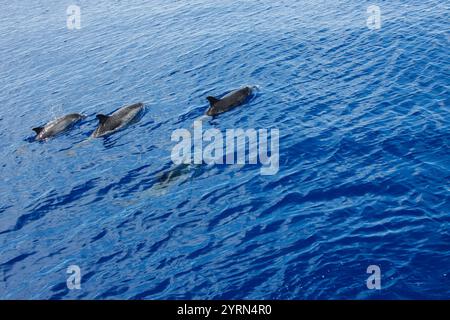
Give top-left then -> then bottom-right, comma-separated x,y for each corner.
32,113 -> 85,141
206,86 -> 253,116
91,103 -> 144,138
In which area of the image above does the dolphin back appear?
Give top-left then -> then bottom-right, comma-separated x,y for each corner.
206,86 -> 252,116
92,103 -> 144,138
34,113 -> 85,141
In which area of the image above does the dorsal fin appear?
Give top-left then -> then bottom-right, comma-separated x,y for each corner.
32,127 -> 44,135
96,114 -> 110,124
207,96 -> 220,106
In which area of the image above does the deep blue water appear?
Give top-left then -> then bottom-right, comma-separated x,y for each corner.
0,0 -> 449,299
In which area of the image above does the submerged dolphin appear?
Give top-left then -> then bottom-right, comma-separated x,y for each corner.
206,86 -> 253,116
32,113 -> 85,141
91,102 -> 144,138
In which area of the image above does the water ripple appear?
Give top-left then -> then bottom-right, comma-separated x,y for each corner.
0,0 -> 449,299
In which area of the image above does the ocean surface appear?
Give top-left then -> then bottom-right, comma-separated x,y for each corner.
0,0 -> 449,299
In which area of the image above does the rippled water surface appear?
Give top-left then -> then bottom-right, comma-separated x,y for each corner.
0,0 -> 449,299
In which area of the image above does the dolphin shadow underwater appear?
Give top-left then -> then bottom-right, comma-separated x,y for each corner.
134,163 -> 207,198
153,163 -> 193,191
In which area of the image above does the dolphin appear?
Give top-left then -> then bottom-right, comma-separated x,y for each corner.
32,113 -> 86,141
206,86 -> 253,116
91,102 -> 144,138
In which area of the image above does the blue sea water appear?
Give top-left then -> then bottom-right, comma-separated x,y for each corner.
0,0 -> 449,299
